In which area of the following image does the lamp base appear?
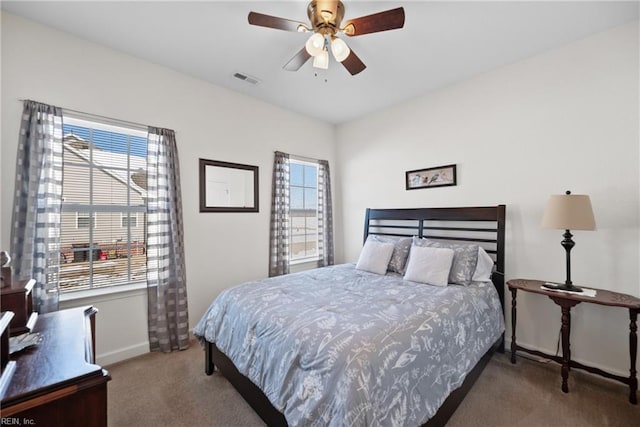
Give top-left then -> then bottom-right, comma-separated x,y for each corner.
542,282 -> 583,293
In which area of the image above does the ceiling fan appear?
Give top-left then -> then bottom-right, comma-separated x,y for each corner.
248,1 -> 405,76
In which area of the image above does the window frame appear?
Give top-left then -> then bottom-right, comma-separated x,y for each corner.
59,112 -> 148,295
120,212 -> 138,229
289,159 -> 320,264
75,211 -> 96,229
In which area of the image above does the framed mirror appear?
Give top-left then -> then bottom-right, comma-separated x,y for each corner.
199,159 -> 259,212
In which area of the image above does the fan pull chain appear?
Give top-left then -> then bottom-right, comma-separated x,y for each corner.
313,72 -> 328,83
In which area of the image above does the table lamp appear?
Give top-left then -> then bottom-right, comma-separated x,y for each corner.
541,190 -> 596,292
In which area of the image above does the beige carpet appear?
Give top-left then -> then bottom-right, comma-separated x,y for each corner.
106,341 -> 639,426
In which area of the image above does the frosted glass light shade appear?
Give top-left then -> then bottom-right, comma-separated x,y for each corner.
305,33 -> 325,57
312,50 -> 329,69
331,37 -> 350,62
541,193 -> 596,231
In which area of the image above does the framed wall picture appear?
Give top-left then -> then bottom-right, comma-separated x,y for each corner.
406,164 -> 457,190
199,159 -> 259,212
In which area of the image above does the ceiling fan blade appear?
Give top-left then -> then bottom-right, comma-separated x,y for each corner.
283,48 -> 312,71
248,11 -> 309,32
341,49 -> 366,76
342,7 -> 405,37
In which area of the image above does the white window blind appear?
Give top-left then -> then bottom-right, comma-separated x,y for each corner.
60,114 -> 147,292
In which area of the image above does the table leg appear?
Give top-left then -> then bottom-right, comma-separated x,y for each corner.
630,309 -> 638,405
510,287 -> 517,364
561,305 -> 572,393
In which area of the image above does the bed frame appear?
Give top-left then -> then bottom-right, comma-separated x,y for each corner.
204,205 -> 506,427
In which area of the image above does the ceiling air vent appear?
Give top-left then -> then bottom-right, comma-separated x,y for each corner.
233,72 -> 260,85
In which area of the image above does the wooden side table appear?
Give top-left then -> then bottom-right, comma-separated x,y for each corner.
506,278 -> 640,404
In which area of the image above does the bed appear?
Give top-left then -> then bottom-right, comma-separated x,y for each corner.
195,206 -> 506,426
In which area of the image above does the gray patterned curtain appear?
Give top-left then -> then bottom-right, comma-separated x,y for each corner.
10,100 -> 63,313
146,127 -> 189,352
316,160 -> 334,268
268,151 -> 290,277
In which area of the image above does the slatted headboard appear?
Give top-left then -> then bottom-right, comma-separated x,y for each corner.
363,205 -> 506,347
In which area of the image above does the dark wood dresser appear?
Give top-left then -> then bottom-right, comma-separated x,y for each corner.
0,306 -> 111,426
0,279 -> 38,336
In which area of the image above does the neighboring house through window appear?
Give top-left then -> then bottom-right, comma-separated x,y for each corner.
60,114 -> 147,292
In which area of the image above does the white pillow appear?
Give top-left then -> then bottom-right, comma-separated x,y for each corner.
403,245 -> 455,287
368,235 -> 412,274
413,237 -> 478,286
355,239 -> 395,275
472,247 -> 495,282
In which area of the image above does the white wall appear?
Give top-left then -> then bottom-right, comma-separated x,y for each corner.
0,12 -> 335,365
2,10 -> 638,377
336,21 -> 639,375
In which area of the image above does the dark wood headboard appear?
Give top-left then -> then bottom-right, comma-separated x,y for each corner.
363,205 -> 506,347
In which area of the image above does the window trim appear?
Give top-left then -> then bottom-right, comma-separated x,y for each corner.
289,159 -> 320,263
59,280 -> 147,302
60,111 -> 147,295
75,211 -> 96,229
120,212 -> 138,229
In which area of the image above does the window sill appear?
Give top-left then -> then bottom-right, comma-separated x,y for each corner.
290,257 -> 320,266
289,258 -> 320,274
59,281 -> 147,303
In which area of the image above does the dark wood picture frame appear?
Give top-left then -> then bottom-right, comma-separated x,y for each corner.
406,164 -> 457,190
199,159 -> 259,213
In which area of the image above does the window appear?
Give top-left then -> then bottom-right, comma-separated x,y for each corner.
60,114 -> 147,293
121,213 -> 138,228
76,212 -> 96,229
289,160 -> 318,262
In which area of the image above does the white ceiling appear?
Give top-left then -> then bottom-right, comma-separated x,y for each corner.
2,1 -> 638,124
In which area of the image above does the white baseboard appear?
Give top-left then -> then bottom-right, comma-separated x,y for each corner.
97,330 -> 197,366
98,341 -> 149,366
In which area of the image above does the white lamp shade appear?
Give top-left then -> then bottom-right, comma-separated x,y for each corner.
305,33 -> 325,57
541,193 -> 596,231
331,37 -> 350,62
312,50 -> 329,69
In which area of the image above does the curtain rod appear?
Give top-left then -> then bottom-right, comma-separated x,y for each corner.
18,98 -> 156,132
287,152 -> 329,164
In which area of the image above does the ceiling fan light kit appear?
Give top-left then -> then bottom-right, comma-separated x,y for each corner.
248,0 -> 405,76
305,33 -> 326,57
330,36 -> 350,62
313,50 -> 330,70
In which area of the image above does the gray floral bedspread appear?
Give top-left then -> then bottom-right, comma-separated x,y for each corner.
194,263 -> 504,427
